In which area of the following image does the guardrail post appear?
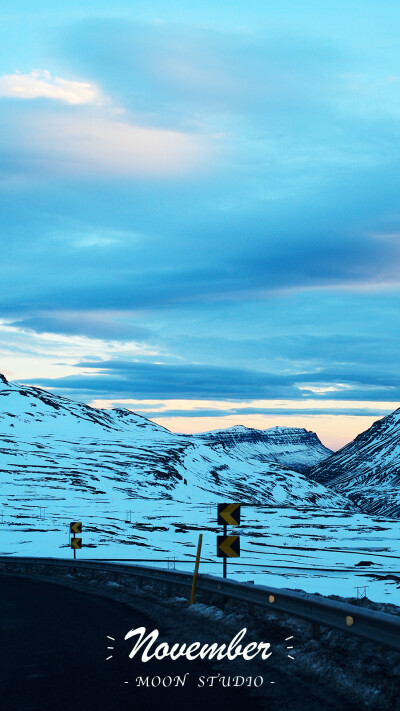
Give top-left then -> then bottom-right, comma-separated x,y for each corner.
202,590 -> 211,604
311,621 -> 321,640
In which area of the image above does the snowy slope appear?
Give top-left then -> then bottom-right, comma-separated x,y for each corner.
4,374 -> 400,606
0,373 -> 168,438
309,407 -> 400,517
193,424 -> 331,473
0,374 -> 348,510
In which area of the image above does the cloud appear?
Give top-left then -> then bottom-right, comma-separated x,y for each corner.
28,362 -> 289,400
9,312 -> 151,342
60,20 -> 344,124
30,113 -> 207,177
0,106 -> 210,179
0,69 -> 105,105
22,358 -> 400,403
0,319 -> 162,385
2,8 -> 400,443
1,170 -> 400,319
87,395 -> 397,419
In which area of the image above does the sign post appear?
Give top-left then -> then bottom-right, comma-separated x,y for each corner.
217,504 -> 241,578
70,522 -> 82,559
189,533 -> 203,606
223,522 -> 227,578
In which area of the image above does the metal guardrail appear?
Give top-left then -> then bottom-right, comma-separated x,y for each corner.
0,556 -> 399,651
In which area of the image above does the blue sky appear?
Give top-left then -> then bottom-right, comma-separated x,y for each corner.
1,1 -> 400,448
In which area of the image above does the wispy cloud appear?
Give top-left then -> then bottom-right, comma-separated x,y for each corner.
27,113 -> 208,177
88,396 -> 397,415
0,106 -> 211,178
0,69 -> 105,105
21,358 -> 400,403
0,319 -> 161,383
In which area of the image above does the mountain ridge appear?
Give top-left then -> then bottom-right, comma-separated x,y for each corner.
309,407 -> 400,516
0,374 -> 347,510
192,423 -> 331,474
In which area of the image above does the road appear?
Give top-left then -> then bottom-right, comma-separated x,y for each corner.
0,576 -> 269,711
0,575 -> 364,711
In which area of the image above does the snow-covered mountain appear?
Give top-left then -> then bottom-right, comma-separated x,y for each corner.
5,374 -> 400,606
193,424 -> 331,473
309,407 -> 400,517
0,374 -> 347,510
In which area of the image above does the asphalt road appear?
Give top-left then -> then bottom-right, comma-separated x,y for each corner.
0,576 -> 268,711
0,575 -> 371,711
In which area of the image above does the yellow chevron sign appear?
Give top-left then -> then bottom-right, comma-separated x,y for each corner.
70,521 -> 82,534
217,503 -> 241,526
71,537 -> 82,550
217,535 -> 240,558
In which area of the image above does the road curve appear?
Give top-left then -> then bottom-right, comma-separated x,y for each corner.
0,575 -> 363,711
0,576 -> 269,711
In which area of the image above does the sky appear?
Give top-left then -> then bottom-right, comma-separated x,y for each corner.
1,1 -> 400,449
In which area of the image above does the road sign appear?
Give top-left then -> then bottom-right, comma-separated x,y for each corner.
217,535 -> 240,558
71,537 -> 82,550
70,522 -> 82,534
217,503 -> 241,526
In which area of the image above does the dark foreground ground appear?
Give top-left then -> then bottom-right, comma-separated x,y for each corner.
0,574 -> 395,711
1,576 -> 267,711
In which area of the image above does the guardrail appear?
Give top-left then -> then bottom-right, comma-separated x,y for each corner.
0,556 -> 399,652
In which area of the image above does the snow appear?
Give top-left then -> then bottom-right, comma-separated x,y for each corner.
194,424 -> 332,473
1,499 -> 400,605
1,375 -> 399,606
311,406 -> 400,516
0,377 -> 345,510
